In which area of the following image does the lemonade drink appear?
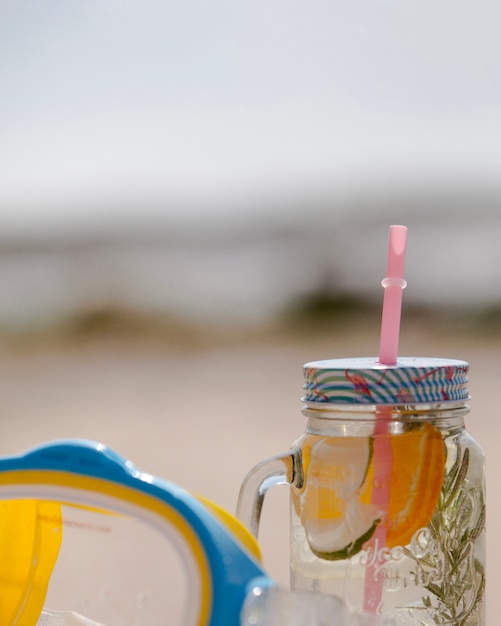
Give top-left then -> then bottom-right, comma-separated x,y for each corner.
237,357 -> 486,625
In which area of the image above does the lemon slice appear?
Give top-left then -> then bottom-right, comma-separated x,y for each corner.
294,436 -> 379,560
305,500 -> 380,560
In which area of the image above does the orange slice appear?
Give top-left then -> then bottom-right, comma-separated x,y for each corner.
292,422 -> 445,560
385,422 -> 445,548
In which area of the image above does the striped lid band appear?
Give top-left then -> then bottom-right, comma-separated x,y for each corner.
303,357 -> 469,405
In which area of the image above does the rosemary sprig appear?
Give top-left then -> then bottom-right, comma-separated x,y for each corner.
404,439 -> 485,625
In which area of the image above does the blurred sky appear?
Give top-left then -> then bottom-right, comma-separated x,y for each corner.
1,0 -> 501,235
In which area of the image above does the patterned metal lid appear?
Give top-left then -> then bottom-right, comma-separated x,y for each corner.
303,357 -> 469,405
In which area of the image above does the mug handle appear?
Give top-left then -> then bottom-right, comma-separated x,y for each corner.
236,449 -> 303,538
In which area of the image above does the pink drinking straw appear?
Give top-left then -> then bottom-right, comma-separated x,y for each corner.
378,225 -> 408,366
363,225 -> 408,615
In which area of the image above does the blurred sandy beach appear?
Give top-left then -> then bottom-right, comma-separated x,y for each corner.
0,317 -> 495,623
2,3 -> 500,622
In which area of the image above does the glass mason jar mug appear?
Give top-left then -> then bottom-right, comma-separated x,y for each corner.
237,357 -> 485,625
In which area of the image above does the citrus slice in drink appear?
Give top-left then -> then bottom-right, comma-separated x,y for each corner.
384,422 -> 445,548
292,422 -> 444,560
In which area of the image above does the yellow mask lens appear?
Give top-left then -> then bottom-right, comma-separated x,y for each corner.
0,500 -> 62,626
